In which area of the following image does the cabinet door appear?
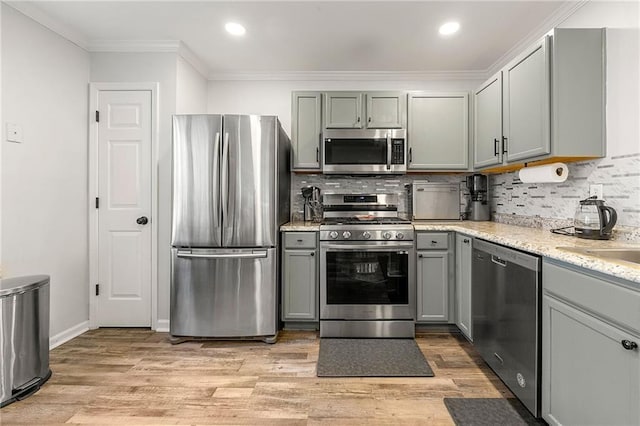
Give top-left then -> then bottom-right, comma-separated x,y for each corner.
282,249 -> 318,321
324,92 -> 363,129
366,92 -> 405,128
503,36 -> 551,162
416,250 -> 449,322
291,92 -> 321,170
543,295 -> 640,426
455,234 -> 472,340
408,93 -> 469,170
473,72 -> 503,168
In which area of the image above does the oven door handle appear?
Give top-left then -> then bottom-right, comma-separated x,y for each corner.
323,243 -> 414,251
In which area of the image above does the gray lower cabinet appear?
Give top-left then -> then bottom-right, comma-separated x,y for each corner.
282,232 -> 318,322
455,234 -> 472,340
416,232 -> 453,323
542,260 -> 640,426
407,92 -> 469,170
291,92 -> 322,170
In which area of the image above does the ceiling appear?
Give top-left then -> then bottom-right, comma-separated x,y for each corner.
13,1 -> 581,78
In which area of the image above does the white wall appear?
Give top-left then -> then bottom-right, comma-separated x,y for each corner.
1,4 -> 90,336
207,79 -> 482,136
176,56 -> 208,114
90,52 -> 178,324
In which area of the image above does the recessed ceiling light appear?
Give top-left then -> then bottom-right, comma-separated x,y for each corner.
225,22 -> 246,36
439,22 -> 460,36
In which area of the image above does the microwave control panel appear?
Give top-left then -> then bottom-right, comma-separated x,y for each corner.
391,140 -> 405,164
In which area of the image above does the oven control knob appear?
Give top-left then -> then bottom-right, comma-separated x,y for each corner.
396,232 -> 405,240
342,231 -> 352,239
383,232 -> 392,240
362,231 -> 371,240
329,231 -> 339,239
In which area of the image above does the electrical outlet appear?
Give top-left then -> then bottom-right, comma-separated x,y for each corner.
589,184 -> 604,199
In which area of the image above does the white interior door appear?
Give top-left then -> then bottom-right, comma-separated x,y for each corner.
96,90 -> 152,326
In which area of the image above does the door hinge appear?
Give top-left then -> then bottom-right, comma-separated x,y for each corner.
95,284 -> 100,296
95,197 -> 99,209
95,110 -> 100,122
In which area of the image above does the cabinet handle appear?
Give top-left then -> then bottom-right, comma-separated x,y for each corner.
431,240 -> 437,244
621,340 -> 638,350
368,117 -> 371,123
316,147 -> 319,162
310,252 -> 315,257
494,138 -> 499,156
357,116 -> 361,123
502,136 -> 508,154
463,238 -> 470,243
418,254 -> 423,258
409,147 -> 412,163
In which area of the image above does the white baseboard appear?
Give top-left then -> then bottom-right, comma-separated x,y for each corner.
155,319 -> 170,333
50,320 -> 89,350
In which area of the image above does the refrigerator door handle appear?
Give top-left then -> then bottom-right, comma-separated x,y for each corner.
221,132 -> 230,224
176,250 -> 268,259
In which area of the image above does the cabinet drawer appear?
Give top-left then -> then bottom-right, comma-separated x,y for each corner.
416,233 -> 449,250
543,260 -> 640,334
284,232 -> 317,249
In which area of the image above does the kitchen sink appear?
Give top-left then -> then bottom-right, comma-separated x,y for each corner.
556,247 -> 640,265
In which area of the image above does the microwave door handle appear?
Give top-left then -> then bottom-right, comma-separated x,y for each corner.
386,133 -> 392,170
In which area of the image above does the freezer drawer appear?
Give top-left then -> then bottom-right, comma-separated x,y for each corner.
170,248 -> 277,339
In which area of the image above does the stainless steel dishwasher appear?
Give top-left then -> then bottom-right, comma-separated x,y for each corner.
472,239 -> 541,417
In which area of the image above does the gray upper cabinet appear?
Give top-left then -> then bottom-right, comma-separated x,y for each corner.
503,36 -> 551,162
324,91 -> 406,130
542,260 -> 640,426
473,28 -> 605,170
324,92 -> 363,129
473,72 -> 503,168
291,92 -> 321,170
455,234 -> 472,341
408,93 -> 469,170
366,92 -> 405,128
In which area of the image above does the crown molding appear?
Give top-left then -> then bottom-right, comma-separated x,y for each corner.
207,70 -> 489,82
5,1 -> 89,49
485,0 -> 589,76
86,40 -> 182,53
176,42 -> 211,79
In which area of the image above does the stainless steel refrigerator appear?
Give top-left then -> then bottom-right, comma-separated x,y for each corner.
170,115 -> 290,343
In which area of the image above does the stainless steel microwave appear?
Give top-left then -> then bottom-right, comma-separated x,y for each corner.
322,129 -> 407,174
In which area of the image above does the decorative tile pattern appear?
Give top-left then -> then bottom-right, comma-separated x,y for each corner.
490,155 -> 640,228
290,173 -> 470,221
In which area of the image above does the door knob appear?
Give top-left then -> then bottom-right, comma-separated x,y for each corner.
136,216 -> 149,225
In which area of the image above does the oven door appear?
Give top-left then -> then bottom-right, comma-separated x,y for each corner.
320,241 -> 415,320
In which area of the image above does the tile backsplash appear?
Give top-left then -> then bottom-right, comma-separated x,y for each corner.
290,173 -> 469,221
290,153 -> 640,240
490,153 -> 640,228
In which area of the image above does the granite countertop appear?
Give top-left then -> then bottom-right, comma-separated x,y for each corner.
281,220 -> 640,284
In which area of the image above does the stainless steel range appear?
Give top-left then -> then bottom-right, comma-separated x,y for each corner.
319,194 -> 415,338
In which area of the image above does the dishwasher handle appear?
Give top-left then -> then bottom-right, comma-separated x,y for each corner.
491,256 -> 507,267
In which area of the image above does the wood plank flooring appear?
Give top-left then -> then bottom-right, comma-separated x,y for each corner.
0,329 -> 512,425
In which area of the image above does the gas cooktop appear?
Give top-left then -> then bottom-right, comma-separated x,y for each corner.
321,216 -> 411,226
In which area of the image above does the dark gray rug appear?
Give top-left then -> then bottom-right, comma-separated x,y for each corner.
317,338 -> 434,377
444,398 -> 546,426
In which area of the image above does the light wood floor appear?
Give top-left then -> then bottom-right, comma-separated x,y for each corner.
1,329 -> 512,425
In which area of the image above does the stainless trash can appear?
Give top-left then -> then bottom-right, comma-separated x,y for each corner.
0,275 -> 51,407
